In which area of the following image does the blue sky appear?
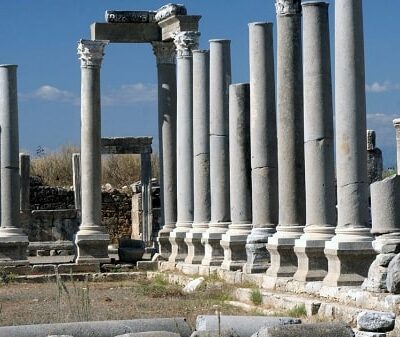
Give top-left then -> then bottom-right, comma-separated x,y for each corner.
0,1 -> 399,168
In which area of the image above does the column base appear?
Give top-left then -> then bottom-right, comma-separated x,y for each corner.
201,223 -> 230,266
0,236 -> 29,266
323,239 -> 375,287
243,227 -> 275,274
184,225 -> 207,265
220,226 -> 252,271
75,232 -> 110,264
168,225 -> 191,263
157,225 -> 175,260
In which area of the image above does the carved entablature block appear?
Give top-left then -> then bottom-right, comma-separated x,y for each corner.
275,0 -> 301,16
77,39 -> 109,68
155,3 -> 187,22
173,31 -> 200,57
105,10 -> 156,23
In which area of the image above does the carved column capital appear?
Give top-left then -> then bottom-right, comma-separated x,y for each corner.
155,4 -> 187,22
394,118 -> 400,129
173,31 -> 200,58
275,0 -> 301,16
77,39 -> 109,68
152,41 -> 177,65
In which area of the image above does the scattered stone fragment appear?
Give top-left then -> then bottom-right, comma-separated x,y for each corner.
386,253 -> 400,294
114,332 -> 181,337
183,277 -> 205,294
354,330 -> 387,337
190,329 -> 239,337
357,311 -> 395,332
251,323 -> 354,337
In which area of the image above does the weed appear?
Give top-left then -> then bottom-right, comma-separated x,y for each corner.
274,304 -> 307,318
250,288 -> 263,306
132,275 -> 183,298
0,268 -> 16,285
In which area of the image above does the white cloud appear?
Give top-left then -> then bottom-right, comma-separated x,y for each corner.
102,83 -> 157,107
366,81 -> 400,93
21,85 -> 79,104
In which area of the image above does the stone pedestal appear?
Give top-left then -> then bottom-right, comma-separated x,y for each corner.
185,50 -> 210,265
0,65 -> 29,266
169,31 -> 199,263
323,0 -> 374,287
201,40 -> 232,267
75,40 -> 110,264
265,0 -> 305,286
293,1 -> 335,283
244,22 -> 278,274
367,130 -> 383,184
221,83 -> 252,271
152,42 -> 177,260
393,119 -> 400,175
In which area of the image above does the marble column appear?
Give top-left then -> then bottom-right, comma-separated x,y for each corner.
75,39 -> 110,264
394,119 -> 400,175
221,83 -> 252,271
293,1 -> 336,282
0,64 -> 29,266
244,22 -> 278,274
168,31 -> 200,263
264,0 -> 305,286
201,39 -> 232,267
323,0 -> 375,287
185,50 -> 211,264
152,42 -> 177,260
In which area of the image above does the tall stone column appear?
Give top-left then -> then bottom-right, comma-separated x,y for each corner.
75,39 -> 110,264
323,0 -> 375,287
201,40 -> 232,267
168,31 -> 200,263
185,50 -> 211,265
264,0 -> 305,286
152,42 -> 177,259
221,83 -> 252,271
394,119 -> 400,175
293,1 -> 336,282
244,22 -> 278,274
0,64 -> 29,266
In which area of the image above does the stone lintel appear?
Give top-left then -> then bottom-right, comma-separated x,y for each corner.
101,137 -> 153,154
105,10 -> 156,24
158,15 -> 201,41
90,22 -> 161,43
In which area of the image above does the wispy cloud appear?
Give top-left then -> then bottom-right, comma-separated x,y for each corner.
366,81 -> 400,93
102,83 -> 157,106
20,85 -> 79,104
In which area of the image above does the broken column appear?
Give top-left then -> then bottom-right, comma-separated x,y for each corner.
323,0 -> 375,286
293,1 -> 336,282
185,50 -> 211,264
221,83 -> 252,271
394,119 -> 400,175
264,0 -> 305,285
367,130 -> 383,184
152,42 -> 177,260
362,175 -> 400,293
168,31 -> 200,263
244,22 -> 278,274
0,64 -> 29,265
75,40 -> 110,264
201,39 -> 232,267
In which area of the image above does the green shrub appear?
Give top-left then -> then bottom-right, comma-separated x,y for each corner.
250,288 -> 262,306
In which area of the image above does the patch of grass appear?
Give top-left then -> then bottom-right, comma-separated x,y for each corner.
250,288 -> 263,306
0,268 -> 16,285
132,274 -> 184,298
276,304 -> 307,318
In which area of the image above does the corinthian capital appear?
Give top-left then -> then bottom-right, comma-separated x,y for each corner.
77,39 -> 109,68
173,31 -> 200,57
275,0 -> 301,16
152,42 -> 176,65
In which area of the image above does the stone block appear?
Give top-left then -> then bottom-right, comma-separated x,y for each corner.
354,330 -> 387,337
183,277 -> 205,294
158,15 -> 201,41
114,332 -> 181,337
386,253 -> 400,293
357,311 -> 396,332
136,261 -> 159,271
190,330 -> 239,337
32,264 -> 56,275
57,263 -> 100,274
250,323 -> 354,337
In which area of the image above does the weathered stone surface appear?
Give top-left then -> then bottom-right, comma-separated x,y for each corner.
114,332 -> 181,337
183,277 -> 205,294
105,11 -> 156,23
155,4 -> 187,22
357,311 -> 395,332
90,23 -> 161,43
354,330 -> 386,337
191,330 -> 238,337
386,253 -> 400,293
101,137 -> 152,155
251,323 -> 353,337
362,258 -> 388,293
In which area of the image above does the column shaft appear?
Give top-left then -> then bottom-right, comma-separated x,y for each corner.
201,39 -> 232,267
221,83 -> 252,271
0,64 -> 29,265
323,0 -> 374,287
394,119 -> 400,175
244,22 -> 278,274
293,1 -> 336,282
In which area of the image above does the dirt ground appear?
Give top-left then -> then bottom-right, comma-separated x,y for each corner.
0,275 -> 252,329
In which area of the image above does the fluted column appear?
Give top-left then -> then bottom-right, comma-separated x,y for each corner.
394,119 -> 400,175
221,83 -> 252,271
264,0 -> 305,287
323,0 -> 374,287
244,22 -> 278,274
293,1 -> 336,282
0,64 -> 29,266
169,31 -> 200,263
152,42 -> 177,260
185,50 -> 211,264
75,39 -> 110,264
201,40 -> 232,267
